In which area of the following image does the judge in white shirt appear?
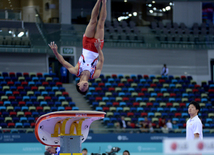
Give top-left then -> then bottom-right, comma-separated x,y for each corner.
186,101 -> 203,140
161,64 -> 168,76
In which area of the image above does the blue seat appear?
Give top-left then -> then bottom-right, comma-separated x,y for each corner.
110,117 -> 117,123
151,93 -> 157,97
171,79 -> 178,84
59,87 -> 65,92
109,97 -> 115,102
32,111 -> 39,117
175,98 -> 181,102
106,102 -> 112,107
89,87 -> 95,92
182,93 -> 188,97
138,117 -> 145,122
0,76 -> 4,81
15,122 -> 23,128
23,96 -> 30,101
58,106 -> 65,111
151,108 -> 157,112
95,107 -> 103,111
142,98 -> 148,102
107,122 -> 114,128
21,106 -> 29,111
169,98 -> 175,102
20,117 -> 28,123
136,97 -> 142,102
102,97 -> 109,101
119,102 -> 126,107
206,118 -> 213,123
113,112 -> 120,117
55,101 -> 61,107
92,83 -> 98,87
181,113 -> 188,117
156,98 -> 162,102
118,92 -> 125,97
4,101 -> 11,106
148,112 -> 154,117
32,77 -> 39,81
157,107 -> 164,112
116,107 -> 123,112
52,86 -> 59,91
112,83 -> 118,87
103,117 -> 110,124
161,88 -> 167,93
140,79 -> 146,83
204,123 -> 210,128
23,122 -> 30,128
4,77 -> 11,81
179,118 -> 186,123
170,107 -> 177,112
108,78 -> 114,83
10,129 -> 19,133
40,101 -> 47,106
105,83 -> 111,87
201,98 -> 208,103
14,106 -> 21,112
0,81 -> 7,86
161,113 -> 168,117
48,91 -> 54,96
122,88 -> 128,92
172,118 -> 179,122
128,88 -> 135,92
130,74 -> 137,79
169,84 -> 175,88
11,101 -> 18,106
0,123 -> 7,128
163,107 -> 170,112
118,74 -> 124,79
5,91 -> 12,96
59,96 -> 66,101
130,107 -> 136,112
51,107 -> 57,111
153,102 -> 159,107
72,107 -> 79,110
53,77 -> 59,82
28,81 -> 35,86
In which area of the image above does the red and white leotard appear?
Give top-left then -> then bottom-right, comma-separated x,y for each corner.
76,34 -> 104,79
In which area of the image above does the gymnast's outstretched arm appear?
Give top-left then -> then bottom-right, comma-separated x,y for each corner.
49,41 -> 78,75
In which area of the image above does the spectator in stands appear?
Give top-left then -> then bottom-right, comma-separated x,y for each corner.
126,121 -> 134,133
159,118 -> 166,128
149,123 -> 154,133
123,150 -> 130,155
114,121 -> 121,133
161,64 -> 169,76
172,120 -> 179,129
120,116 -> 127,129
155,124 -> 161,133
49,0 -> 107,95
139,122 -> 148,133
82,148 -> 88,155
60,66 -> 68,83
166,119 -> 173,131
143,117 -> 150,128
161,124 -> 169,133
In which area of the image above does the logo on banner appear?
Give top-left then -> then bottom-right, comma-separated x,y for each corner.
197,141 -> 214,150
117,135 -> 129,141
170,142 -> 188,151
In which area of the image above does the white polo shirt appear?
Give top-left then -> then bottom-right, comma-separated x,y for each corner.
186,115 -> 203,140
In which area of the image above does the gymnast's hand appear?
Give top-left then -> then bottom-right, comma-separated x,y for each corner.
94,39 -> 102,50
48,41 -> 58,52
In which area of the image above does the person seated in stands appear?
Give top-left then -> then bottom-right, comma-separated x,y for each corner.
172,120 -> 179,129
114,121 -> 121,133
161,64 -> 169,76
161,124 -> 169,133
45,146 -> 60,155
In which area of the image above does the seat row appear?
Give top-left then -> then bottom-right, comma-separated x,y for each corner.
0,86 -> 65,92
0,72 -> 56,78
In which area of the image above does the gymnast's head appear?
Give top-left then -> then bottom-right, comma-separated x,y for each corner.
76,80 -> 89,95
